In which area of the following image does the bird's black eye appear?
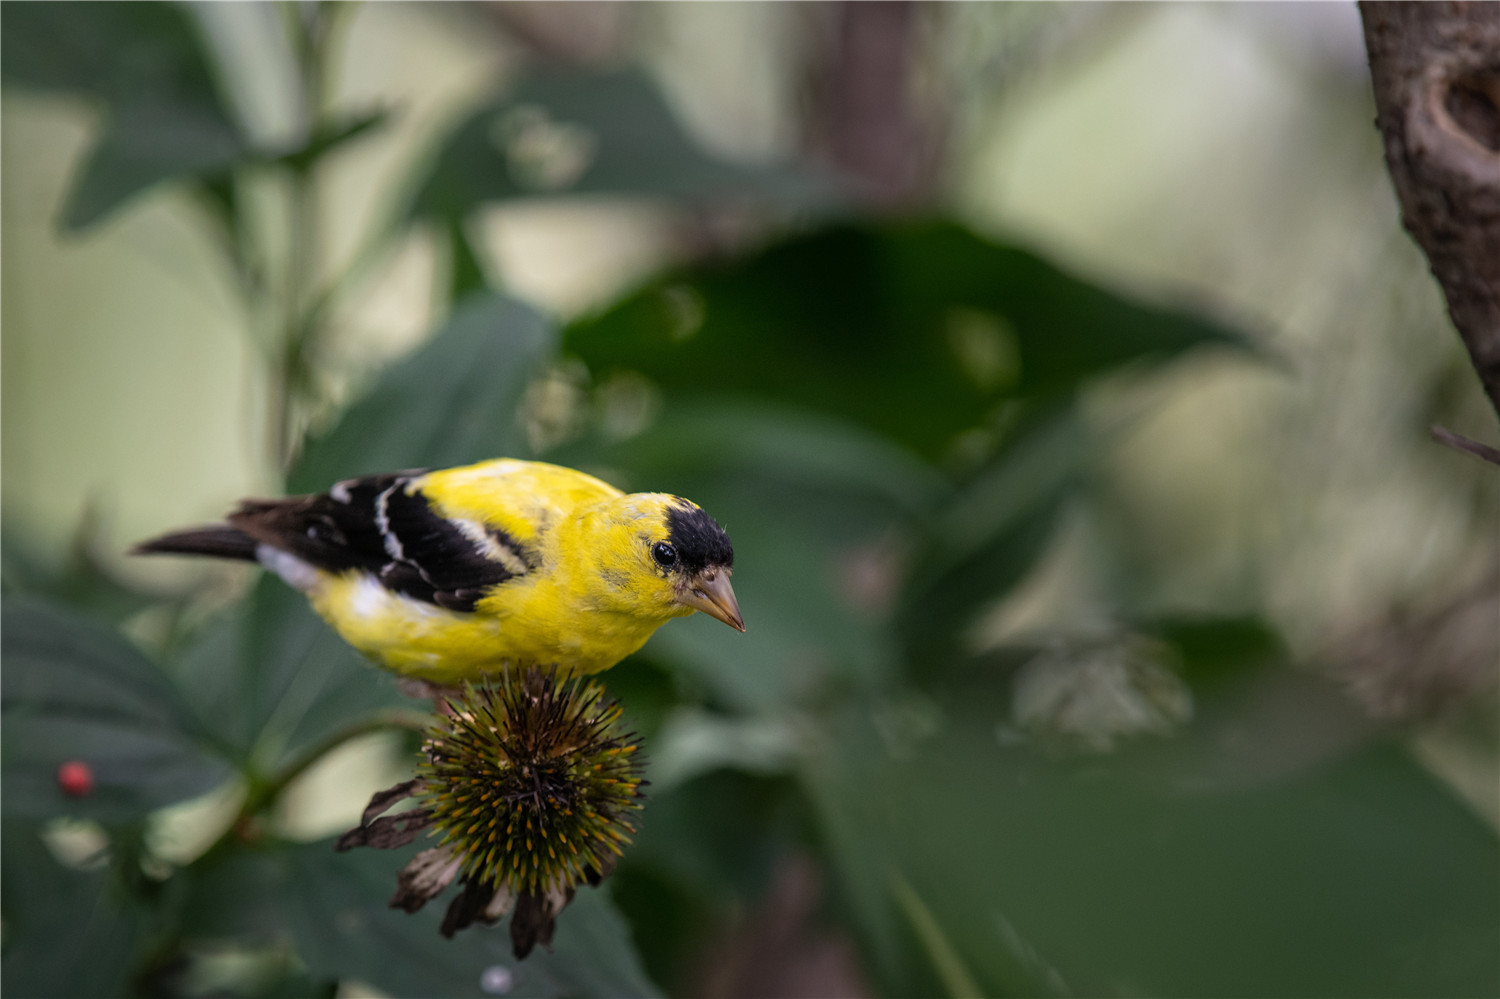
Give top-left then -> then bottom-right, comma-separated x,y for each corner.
651,542 -> 678,568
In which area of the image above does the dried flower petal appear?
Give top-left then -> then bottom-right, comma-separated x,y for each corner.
334,779 -> 434,851
509,884 -> 575,959
391,847 -> 463,913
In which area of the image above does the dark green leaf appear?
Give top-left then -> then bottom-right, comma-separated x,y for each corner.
182,840 -> 660,998
1,1 -> 249,230
554,399 -> 944,520
566,221 -> 1254,459
447,217 -> 492,302
897,407 -> 1092,668
407,66 -> 836,221
1,822 -> 149,998
63,102 -> 244,230
627,770 -> 806,905
164,576 -> 410,771
1,522 -> 166,626
614,770 -> 813,992
878,222 -> 1258,397
1,597 -> 231,821
1143,613 -> 1291,689
1,2 -> 221,102
289,293 -> 556,492
811,670 -> 1500,998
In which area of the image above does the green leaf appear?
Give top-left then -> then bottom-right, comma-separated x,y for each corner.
1,822 -> 150,998
164,576 -> 410,771
62,101 -> 245,230
407,66 -> 836,221
627,769 -> 806,904
566,220 -> 1253,459
182,840 -> 660,998
811,669 -> 1500,998
446,217 -> 492,302
1143,613 -> 1291,689
878,222 -> 1258,397
614,770 -> 812,991
0,2 -> 219,101
1,521 -> 165,626
0,1 -> 249,230
289,293 -> 556,493
555,398 -> 945,520
897,407 -> 1092,669
1,597 -> 231,821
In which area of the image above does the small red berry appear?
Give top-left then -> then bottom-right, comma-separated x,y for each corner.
57,760 -> 94,798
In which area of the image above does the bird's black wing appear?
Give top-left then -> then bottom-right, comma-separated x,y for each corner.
226,471 -> 529,612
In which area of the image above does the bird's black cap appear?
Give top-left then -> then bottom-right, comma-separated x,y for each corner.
666,502 -> 734,573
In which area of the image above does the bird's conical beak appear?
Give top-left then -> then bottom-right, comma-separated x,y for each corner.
679,569 -> 745,632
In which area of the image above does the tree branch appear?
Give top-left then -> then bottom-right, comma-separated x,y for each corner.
1359,2 -> 1500,421
804,1 -> 944,209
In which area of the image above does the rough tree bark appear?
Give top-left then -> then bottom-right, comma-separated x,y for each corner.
1351,6 -> 1499,722
1359,3 -> 1500,431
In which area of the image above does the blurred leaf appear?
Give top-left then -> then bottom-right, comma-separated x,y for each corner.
811,668 -> 1500,999
407,66 -> 836,221
1,520 -> 165,626
555,399 -> 945,520
615,771 -> 812,992
648,707 -> 803,791
63,101 -> 245,230
591,657 -> 681,745
0,1 -> 249,229
899,502 -> 1064,674
608,866 -> 709,997
164,577 -> 410,772
1,1 -> 216,99
897,407 -> 1092,669
182,840 -> 659,998
566,221 -> 1253,459
1,597 -> 232,821
1144,613 -> 1291,689
1,822 -> 149,998
289,293 -> 556,492
628,770 -> 807,905
446,217 -> 491,302
236,581 -> 408,768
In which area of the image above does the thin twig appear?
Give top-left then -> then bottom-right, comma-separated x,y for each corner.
1431,424 -> 1500,467
190,707 -> 432,865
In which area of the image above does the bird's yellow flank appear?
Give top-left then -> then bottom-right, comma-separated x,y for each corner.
135,458 -> 743,683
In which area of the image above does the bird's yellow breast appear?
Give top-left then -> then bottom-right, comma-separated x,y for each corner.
312,574 -> 508,680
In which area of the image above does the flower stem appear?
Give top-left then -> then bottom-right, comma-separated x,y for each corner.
244,708 -> 434,820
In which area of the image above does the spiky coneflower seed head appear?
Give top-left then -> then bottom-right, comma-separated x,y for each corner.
419,669 -> 645,896
336,668 -> 648,957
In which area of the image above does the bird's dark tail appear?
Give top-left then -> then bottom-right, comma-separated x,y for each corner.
132,525 -> 260,562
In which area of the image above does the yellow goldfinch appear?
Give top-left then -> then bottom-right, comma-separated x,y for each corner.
134,458 -> 743,683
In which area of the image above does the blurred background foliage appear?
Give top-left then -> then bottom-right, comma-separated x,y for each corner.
3,3 -> 1497,997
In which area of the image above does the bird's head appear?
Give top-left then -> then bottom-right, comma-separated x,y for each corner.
582,493 -> 744,631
